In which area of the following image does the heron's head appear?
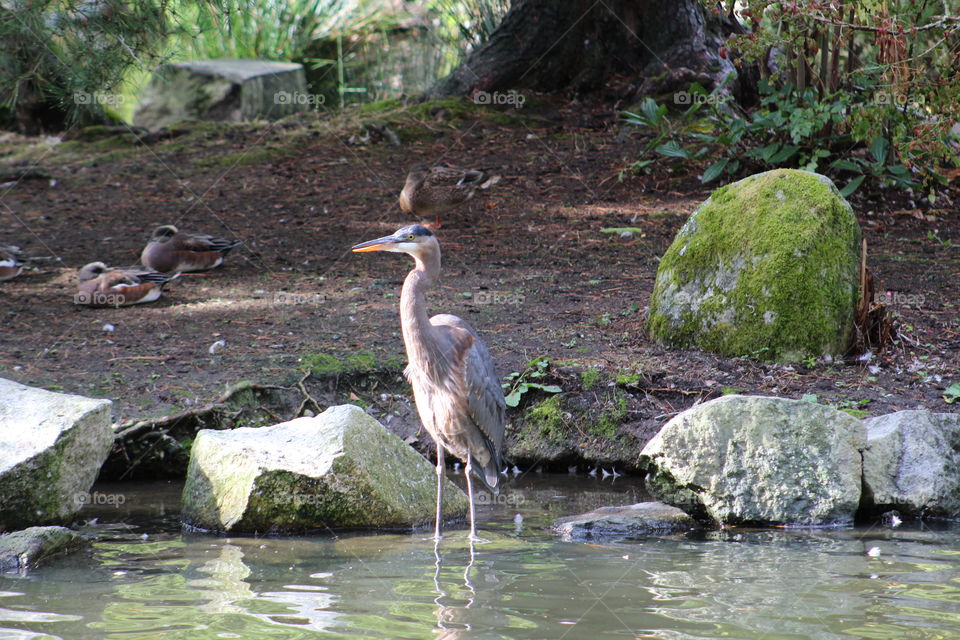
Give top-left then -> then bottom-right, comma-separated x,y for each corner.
351,224 -> 436,259
78,261 -> 109,282
150,225 -> 178,242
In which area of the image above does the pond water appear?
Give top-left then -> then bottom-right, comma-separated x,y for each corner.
2,475 -> 960,639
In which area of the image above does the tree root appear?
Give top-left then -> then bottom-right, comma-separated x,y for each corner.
113,380 -> 292,439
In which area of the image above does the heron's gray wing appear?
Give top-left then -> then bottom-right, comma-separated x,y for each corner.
431,314 -> 506,485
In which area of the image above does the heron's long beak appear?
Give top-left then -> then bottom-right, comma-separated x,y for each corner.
351,235 -> 400,253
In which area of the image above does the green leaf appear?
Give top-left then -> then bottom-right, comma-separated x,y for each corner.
504,390 -> 522,407
944,383 -> 960,404
531,384 -> 562,394
701,159 -> 728,183
640,97 -> 663,125
870,136 -> 890,164
839,175 -> 865,197
769,144 -> 800,163
748,142 -> 782,162
655,141 -> 691,159
600,227 -> 644,234
689,132 -> 718,143
629,159 -> 654,171
800,393 -> 819,403
830,159 -> 862,172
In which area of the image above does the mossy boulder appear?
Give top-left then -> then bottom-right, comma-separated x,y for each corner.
181,404 -> 467,533
647,169 -> 861,362
552,502 -> 700,542
0,378 -> 113,529
0,526 -> 89,570
639,395 -> 865,526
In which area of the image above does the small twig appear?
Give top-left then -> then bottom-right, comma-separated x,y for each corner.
645,387 -> 702,395
807,13 -> 960,33
295,370 -> 323,416
260,406 -> 282,422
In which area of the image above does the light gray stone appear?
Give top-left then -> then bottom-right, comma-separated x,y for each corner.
647,169 -> 861,362
863,410 -> 960,518
552,502 -> 699,542
134,59 -> 309,131
0,378 -> 113,529
640,395 -> 865,526
181,404 -> 468,533
0,526 -> 89,570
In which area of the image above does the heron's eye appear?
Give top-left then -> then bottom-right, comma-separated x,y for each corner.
407,234 -> 415,240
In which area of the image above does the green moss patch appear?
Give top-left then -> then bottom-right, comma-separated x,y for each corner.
301,350 -> 404,378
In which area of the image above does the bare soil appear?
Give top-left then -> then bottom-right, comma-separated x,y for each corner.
1,97 -> 958,475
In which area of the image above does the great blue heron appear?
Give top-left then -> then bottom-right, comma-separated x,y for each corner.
352,224 -> 506,540
141,225 -> 242,273
399,164 -> 500,224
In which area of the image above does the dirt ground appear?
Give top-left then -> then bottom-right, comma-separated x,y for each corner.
1,97 -> 958,470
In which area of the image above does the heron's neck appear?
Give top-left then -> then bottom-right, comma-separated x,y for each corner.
400,249 -> 441,373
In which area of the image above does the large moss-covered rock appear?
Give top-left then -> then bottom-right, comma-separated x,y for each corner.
639,395 -> 865,526
647,169 -> 861,362
134,59 -> 309,131
0,378 -> 113,529
181,404 -> 468,533
862,411 -> 960,518
552,502 -> 699,542
0,526 -> 89,570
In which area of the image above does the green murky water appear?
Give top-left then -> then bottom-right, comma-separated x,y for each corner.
2,475 -> 960,639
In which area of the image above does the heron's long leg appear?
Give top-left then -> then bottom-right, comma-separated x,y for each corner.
465,455 -> 478,541
434,437 -> 445,541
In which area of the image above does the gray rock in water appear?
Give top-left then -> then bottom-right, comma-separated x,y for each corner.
640,395 -> 865,526
181,404 -> 468,533
647,169 -> 861,362
134,59 -> 310,131
862,411 -> 960,518
0,526 -> 89,570
0,378 -> 113,529
552,502 -> 699,542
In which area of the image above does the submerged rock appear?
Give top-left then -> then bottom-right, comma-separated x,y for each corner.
647,169 -> 861,362
640,395 -> 865,526
552,502 -> 699,542
134,59 -> 309,131
181,404 -> 468,533
862,411 -> 960,518
0,526 -> 89,570
0,378 -> 113,529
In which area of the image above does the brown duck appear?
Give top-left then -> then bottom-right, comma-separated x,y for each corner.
75,262 -> 179,307
140,225 -> 242,273
399,163 -> 500,223
0,244 -> 23,282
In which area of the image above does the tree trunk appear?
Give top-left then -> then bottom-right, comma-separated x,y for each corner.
429,0 -> 739,100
